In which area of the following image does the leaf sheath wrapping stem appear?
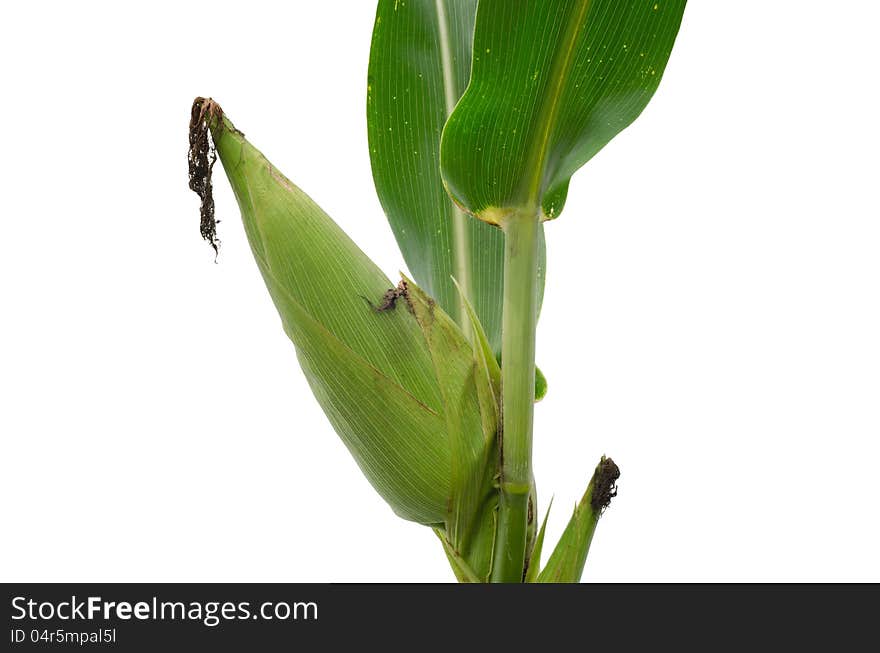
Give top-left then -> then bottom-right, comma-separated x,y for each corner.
491,210 -> 541,582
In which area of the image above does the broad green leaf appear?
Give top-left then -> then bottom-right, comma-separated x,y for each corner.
205,103 -> 497,528
441,0 -> 686,222
367,0 -> 546,355
537,457 -> 619,582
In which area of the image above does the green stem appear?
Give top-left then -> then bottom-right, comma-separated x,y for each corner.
491,209 -> 540,582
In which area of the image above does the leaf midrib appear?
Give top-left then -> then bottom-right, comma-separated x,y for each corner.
435,0 -> 472,333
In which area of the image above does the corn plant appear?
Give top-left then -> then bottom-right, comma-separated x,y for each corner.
188,0 -> 685,582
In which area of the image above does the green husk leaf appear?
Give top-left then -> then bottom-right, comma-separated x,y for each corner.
400,277 -> 498,571
456,276 -> 547,405
452,277 -> 500,404
367,0 -> 546,355
441,0 -> 686,222
537,456 -> 620,582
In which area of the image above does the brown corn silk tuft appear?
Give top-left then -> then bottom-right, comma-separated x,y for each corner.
188,97 -> 222,255
591,456 -> 620,515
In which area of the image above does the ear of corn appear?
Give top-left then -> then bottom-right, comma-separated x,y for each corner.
197,102 -> 499,540
214,112 -> 447,525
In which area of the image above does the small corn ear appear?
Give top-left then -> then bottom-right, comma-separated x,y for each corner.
536,457 -> 620,583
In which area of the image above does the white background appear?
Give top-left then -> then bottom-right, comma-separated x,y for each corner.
1,1 -> 878,582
